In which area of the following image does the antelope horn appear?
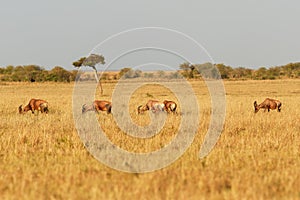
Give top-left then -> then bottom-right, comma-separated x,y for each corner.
254,101 -> 257,107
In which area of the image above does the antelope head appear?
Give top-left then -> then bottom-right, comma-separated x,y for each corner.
138,105 -> 148,114
19,105 -> 23,114
137,105 -> 143,114
105,104 -> 112,114
82,104 -> 87,114
254,101 -> 259,113
19,104 -> 30,114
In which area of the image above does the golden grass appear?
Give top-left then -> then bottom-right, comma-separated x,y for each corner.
0,79 -> 299,199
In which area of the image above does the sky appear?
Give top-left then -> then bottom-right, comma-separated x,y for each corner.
0,0 -> 299,70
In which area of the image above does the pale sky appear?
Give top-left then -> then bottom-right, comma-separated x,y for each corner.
0,0 -> 299,70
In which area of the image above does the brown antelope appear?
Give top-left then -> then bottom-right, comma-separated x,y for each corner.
254,98 -> 282,113
82,100 -> 112,114
163,100 -> 177,114
138,100 -> 165,114
19,98 -> 49,114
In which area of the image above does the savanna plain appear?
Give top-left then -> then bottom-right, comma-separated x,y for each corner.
0,79 -> 299,200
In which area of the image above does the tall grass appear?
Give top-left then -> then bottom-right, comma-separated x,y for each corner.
0,79 -> 299,199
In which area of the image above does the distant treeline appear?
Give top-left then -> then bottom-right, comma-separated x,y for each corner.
179,62 -> 300,80
0,62 -> 299,82
0,65 -> 77,82
219,62 -> 300,79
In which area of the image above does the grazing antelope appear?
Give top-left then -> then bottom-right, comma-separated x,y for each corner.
163,100 -> 177,114
254,98 -> 282,113
19,98 -> 49,114
138,100 -> 165,114
82,100 -> 112,114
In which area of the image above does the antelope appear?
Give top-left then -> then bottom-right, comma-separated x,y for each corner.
19,98 -> 49,114
138,100 -> 165,114
163,100 -> 177,114
82,100 -> 112,114
254,98 -> 282,113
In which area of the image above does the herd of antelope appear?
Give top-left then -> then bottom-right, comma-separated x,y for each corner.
18,97 -> 281,115
137,100 -> 177,114
80,99 -> 177,115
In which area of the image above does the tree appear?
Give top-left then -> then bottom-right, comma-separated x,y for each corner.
144,72 -> 154,78
49,66 -> 72,82
12,66 -> 25,81
134,69 -> 142,78
5,66 -> 14,74
169,72 -> 181,79
118,68 -> 142,79
179,62 -> 192,78
157,70 -> 166,78
119,68 -> 132,79
23,65 -> 44,82
179,62 -> 190,71
194,63 -> 217,79
216,64 -> 227,79
255,67 -> 267,79
73,54 -> 105,94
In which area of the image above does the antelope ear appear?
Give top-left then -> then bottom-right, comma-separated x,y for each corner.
254,101 -> 257,106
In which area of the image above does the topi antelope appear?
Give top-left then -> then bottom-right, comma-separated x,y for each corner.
138,100 -> 165,114
19,98 -> 49,114
82,100 -> 112,114
163,100 -> 177,114
254,98 -> 282,113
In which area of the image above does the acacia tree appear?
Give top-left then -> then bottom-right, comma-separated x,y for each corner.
73,54 -> 105,94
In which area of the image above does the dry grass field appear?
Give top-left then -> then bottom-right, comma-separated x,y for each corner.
0,79 -> 299,199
